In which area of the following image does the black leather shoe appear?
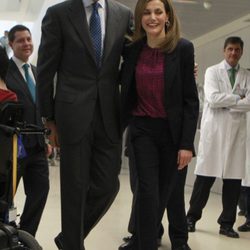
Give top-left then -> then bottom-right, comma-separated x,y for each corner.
238,221 -> 250,232
172,244 -> 191,250
118,239 -> 136,250
238,210 -> 246,216
219,227 -> 239,238
122,235 -> 161,247
54,232 -> 63,250
187,217 -> 196,232
123,235 -> 132,243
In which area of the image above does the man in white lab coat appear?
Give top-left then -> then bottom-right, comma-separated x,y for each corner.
186,36 -> 250,238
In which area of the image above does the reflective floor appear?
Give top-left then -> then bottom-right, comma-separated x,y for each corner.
15,163 -> 250,250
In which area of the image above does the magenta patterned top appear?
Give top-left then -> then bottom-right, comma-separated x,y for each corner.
132,44 -> 167,118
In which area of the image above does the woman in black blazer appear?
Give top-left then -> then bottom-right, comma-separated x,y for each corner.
120,1 -> 199,250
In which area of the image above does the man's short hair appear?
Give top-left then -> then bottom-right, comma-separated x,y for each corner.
8,25 -> 31,43
224,36 -> 244,50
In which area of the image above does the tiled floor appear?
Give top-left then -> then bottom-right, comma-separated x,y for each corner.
15,163 -> 250,250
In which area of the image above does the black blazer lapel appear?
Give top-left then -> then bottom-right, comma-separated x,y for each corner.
102,0 -> 120,64
163,51 -> 178,110
122,40 -> 145,91
68,0 -> 96,64
31,64 -> 37,81
8,60 -> 34,103
164,50 -> 178,91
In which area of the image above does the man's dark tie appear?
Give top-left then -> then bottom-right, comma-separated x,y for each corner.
89,1 -> 102,67
22,63 -> 36,102
229,67 -> 236,88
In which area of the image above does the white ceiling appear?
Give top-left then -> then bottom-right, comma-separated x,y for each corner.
117,0 -> 250,40
0,0 -> 250,40
0,0 -> 45,21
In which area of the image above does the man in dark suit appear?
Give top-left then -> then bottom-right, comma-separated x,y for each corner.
37,0 -> 133,249
6,25 -> 49,237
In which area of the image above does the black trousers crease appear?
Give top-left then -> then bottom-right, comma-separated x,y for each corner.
129,116 -> 179,250
59,104 -> 122,250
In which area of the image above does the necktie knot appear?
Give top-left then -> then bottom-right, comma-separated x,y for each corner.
229,67 -> 236,73
22,63 -> 29,72
92,1 -> 99,12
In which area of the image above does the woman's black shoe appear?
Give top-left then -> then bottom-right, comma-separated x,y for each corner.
219,227 -> 239,238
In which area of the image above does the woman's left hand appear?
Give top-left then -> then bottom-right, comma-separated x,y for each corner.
177,150 -> 193,170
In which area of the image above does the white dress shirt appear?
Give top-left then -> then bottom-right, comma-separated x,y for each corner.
12,56 -> 36,85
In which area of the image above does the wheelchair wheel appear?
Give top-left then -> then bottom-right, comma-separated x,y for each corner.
18,230 -> 42,250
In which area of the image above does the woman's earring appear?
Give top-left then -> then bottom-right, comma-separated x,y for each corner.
165,20 -> 170,29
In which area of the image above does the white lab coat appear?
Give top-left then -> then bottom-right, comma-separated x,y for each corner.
195,60 -> 250,179
242,112 -> 250,186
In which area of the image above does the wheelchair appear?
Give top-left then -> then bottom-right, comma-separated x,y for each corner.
0,101 -> 49,250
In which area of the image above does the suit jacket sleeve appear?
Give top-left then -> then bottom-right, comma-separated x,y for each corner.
37,6 -> 63,119
179,41 -> 199,151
